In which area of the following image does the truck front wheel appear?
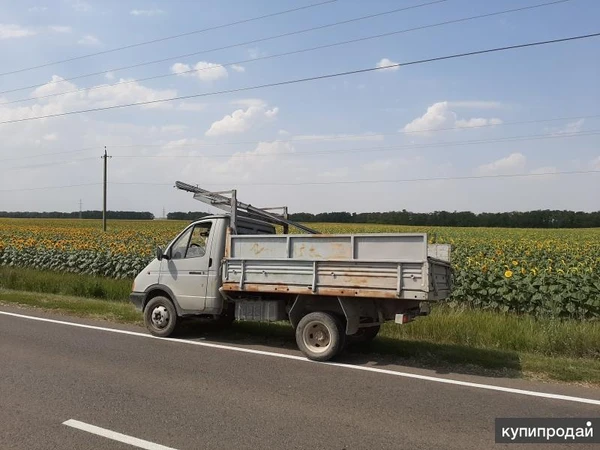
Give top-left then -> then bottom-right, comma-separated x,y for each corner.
296,312 -> 345,362
144,296 -> 178,337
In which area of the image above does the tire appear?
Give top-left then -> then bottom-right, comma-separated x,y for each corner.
350,324 -> 381,344
144,296 -> 179,337
295,312 -> 345,362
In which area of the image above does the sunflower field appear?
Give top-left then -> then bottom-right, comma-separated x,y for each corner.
1,218 -> 599,319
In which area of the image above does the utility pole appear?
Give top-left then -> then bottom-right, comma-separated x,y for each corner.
79,199 -> 82,219
162,206 -> 166,219
101,147 -> 111,231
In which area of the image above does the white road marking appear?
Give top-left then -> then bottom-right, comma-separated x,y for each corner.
63,419 -> 177,450
2,310 -> 600,406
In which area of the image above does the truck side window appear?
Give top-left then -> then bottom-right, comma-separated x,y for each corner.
185,223 -> 211,258
170,227 -> 193,260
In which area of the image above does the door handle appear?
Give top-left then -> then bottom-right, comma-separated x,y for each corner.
209,258 -> 212,267
189,271 -> 204,275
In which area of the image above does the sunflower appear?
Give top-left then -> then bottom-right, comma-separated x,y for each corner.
504,270 -> 513,278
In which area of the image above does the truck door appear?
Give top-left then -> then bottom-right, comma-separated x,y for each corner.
159,221 -> 214,312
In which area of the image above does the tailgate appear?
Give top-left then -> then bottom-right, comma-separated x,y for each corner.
428,258 -> 452,300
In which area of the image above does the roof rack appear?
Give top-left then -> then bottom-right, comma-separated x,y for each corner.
174,181 -> 320,235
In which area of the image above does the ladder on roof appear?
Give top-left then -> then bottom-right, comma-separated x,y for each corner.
174,181 -> 320,235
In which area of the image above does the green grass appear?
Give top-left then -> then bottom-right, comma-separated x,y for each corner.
0,266 -> 131,301
378,305 -> 600,359
0,289 -> 141,324
1,287 -> 599,385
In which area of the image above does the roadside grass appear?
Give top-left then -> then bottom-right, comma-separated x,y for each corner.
1,288 -> 599,385
379,306 -> 600,359
0,266 -> 131,301
0,289 -> 141,324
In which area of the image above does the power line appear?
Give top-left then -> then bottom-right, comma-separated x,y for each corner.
0,0 -> 448,96
0,146 -> 101,162
3,113 -> 597,164
0,183 -> 101,193
1,130 -> 597,173
111,170 -> 600,187
1,31 -> 598,126
7,157 -> 96,171
3,170 -> 597,193
108,114 -> 600,148
0,0 -> 571,106
0,0 -> 338,77
110,130 -> 600,159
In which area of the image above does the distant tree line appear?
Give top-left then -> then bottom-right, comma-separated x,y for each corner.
4,209 -> 599,227
167,211 -> 211,221
0,210 -> 154,220
288,210 -> 600,228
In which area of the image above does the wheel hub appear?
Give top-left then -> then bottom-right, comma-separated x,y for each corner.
303,321 -> 331,354
151,306 -> 169,328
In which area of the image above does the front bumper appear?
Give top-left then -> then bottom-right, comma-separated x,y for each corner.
129,292 -> 145,311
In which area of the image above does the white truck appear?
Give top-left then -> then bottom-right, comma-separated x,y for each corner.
130,182 -> 452,361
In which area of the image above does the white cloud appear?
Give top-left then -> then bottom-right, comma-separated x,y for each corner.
43,133 -> 58,141
0,24 -> 36,39
28,6 -> 48,13
211,141 -> 296,176
70,1 -> 92,12
376,58 -> 399,72
455,117 -> 503,128
49,25 -> 72,33
171,61 -> 228,82
105,72 -> 115,80
476,153 -> 526,176
557,119 -> 584,134
85,78 -> 175,109
402,101 -> 503,134
78,34 -> 100,46
247,47 -> 267,59
205,104 -> 279,137
231,64 -> 245,73
590,156 -> 600,170
130,9 -> 165,16
0,74 -> 176,122
278,129 -> 290,136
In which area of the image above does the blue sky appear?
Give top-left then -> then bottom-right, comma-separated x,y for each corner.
0,0 -> 598,217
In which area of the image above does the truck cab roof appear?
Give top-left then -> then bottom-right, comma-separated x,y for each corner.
192,214 -> 276,235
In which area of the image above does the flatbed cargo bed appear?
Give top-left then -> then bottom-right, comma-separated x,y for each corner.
222,232 -> 451,301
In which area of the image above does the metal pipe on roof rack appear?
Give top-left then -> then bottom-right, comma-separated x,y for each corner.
174,180 -> 320,234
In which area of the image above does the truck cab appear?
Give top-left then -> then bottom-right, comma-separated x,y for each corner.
129,215 -> 275,335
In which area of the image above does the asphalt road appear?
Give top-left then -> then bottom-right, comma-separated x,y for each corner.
1,305 -> 599,450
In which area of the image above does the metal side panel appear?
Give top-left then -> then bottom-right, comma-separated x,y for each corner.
228,233 -> 428,261
222,258 -> 432,299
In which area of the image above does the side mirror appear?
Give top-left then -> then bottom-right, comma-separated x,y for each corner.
156,246 -> 164,261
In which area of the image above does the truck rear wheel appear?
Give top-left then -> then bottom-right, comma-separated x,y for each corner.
144,296 -> 178,337
296,312 -> 345,362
